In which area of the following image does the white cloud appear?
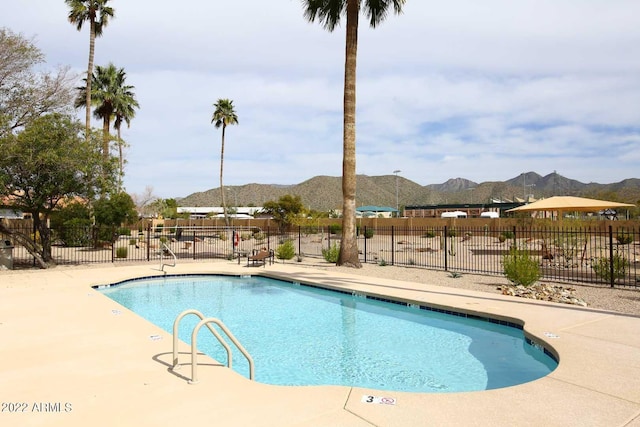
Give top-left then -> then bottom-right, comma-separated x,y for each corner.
3,0 -> 639,198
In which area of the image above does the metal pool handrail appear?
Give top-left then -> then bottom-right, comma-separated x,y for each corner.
171,309 -> 255,384
159,242 -> 176,272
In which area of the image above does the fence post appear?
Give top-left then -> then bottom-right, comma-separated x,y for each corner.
111,228 -> 115,263
391,226 -> 395,266
146,224 -> 151,261
609,225 -> 615,288
512,225 -> 517,250
444,226 -> 448,272
192,230 -> 196,260
364,227 -> 368,263
298,226 -> 301,257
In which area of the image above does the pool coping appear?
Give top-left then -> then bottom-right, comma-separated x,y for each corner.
1,261 -> 640,426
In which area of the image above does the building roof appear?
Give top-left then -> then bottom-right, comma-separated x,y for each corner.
356,206 -> 399,213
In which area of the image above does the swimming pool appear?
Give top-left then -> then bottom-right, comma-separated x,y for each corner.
98,274 -> 557,393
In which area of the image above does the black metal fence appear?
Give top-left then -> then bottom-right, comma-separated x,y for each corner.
5,223 -> 639,288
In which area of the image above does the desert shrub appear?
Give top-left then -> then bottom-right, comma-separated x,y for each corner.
364,228 -> 375,239
254,232 -> 266,241
616,233 -> 634,245
241,232 -> 252,241
322,243 -> 340,263
423,230 -> 436,238
218,232 -> 228,241
129,238 -> 137,245
378,258 -> 387,266
276,240 -> 296,262
117,227 -> 131,236
329,224 -> 342,235
446,228 -> 457,237
116,247 -> 128,258
592,253 -> 630,282
498,230 -> 515,243
503,249 -> 540,287
60,218 -> 91,247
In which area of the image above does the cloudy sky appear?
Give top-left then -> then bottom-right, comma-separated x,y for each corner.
5,1 -> 640,198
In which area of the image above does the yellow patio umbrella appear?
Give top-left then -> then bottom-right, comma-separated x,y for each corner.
506,196 -> 635,219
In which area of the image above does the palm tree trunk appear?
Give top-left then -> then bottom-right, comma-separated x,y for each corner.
337,0 -> 361,268
117,126 -> 123,193
102,116 -> 110,163
220,124 -> 228,226
85,18 -> 95,140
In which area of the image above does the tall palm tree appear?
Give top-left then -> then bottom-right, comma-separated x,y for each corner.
75,63 -> 138,185
211,99 -> 239,226
66,0 -> 115,140
302,0 -> 406,267
112,74 -> 139,192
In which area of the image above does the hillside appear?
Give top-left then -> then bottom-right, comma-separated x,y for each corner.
177,172 -> 640,211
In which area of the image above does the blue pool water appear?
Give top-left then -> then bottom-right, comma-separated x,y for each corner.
98,275 -> 557,393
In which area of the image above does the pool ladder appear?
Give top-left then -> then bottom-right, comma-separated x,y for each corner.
171,309 -> 255,384
159,242 -> 176,272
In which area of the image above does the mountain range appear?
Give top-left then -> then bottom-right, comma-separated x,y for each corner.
177,172 -> 640,212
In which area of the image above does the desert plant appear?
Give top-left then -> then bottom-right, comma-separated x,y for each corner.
253,232 -> 266,241
503,249 -> 541,287
364,228 -> 375,239
117,227 -> 131,236
423,230 -> 436,238
592,252 -> 630,282
322,243 -> 340,263
616,233 -> 634,245
378,258 -> 387,266
116,247 -> 128,258
129,238 -> 137,245
329,224 -> 342,235
276,240 -> 296,262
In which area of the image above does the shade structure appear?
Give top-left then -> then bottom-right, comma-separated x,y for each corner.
506,196 -> 635,216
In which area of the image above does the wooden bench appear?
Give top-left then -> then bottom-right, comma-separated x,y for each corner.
247,249 -> 274,267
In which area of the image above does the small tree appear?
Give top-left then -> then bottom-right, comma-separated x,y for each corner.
0,113 -> 111,261
262,195 -> 305,232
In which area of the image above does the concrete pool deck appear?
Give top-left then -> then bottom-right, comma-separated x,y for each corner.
1,261 -> 639,426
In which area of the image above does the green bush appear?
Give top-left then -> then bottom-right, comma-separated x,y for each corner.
592,253 -> 630,282
423,230 -> 436,238
276,240 -> 296,262
364,228 -> 375,239
129,238 -> 137,246
322,243 -> 340,263
116,247 -> 128,258
329,224 -> 342,235
616,233 -> 634,245
501,230 -> 515,240
60,218 -> 91,247
117,227 -> 131,236
446,228 -> 457,237
503,249 -> 541,287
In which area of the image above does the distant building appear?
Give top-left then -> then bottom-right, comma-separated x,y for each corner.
404,202 -> 524,218
176,206 -> 266,219
356,206 -> 400,218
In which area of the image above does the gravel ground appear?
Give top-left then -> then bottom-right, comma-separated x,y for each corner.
296,260 -> 640,317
